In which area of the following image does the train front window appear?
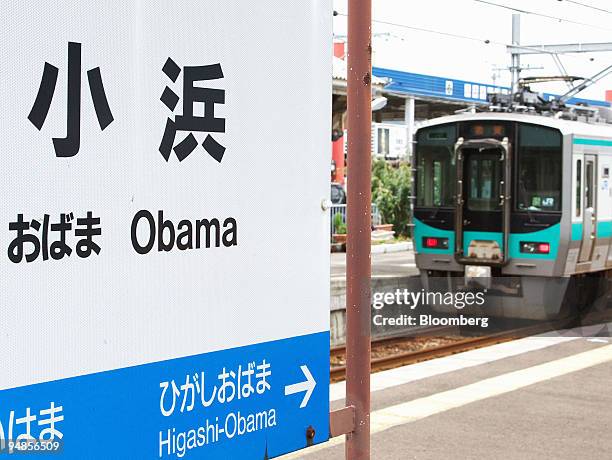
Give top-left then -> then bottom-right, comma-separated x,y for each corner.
416,124 -> 456,207
516,124 -> 562,212
466,150 -> 502,211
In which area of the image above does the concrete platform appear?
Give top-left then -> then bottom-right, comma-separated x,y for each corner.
284,324 -> 612,459
331,249 -> 418,281
330,249 -> 419,345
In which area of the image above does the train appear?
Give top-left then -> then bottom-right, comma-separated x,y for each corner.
413,105 -> 612,319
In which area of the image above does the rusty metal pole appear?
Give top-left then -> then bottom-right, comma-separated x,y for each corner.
345,0 -> 371,458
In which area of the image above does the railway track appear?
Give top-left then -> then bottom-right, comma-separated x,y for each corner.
330,326 -> 457,360
330,320 -> 577,382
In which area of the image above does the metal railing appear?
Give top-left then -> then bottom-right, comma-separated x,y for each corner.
330,203 -> 381,235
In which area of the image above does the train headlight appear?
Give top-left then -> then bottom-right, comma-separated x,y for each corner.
520,242 -> 550,254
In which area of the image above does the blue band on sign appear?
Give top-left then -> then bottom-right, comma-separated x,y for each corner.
0,331 -> 330,459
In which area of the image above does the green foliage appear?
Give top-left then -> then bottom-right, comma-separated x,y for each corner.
371,159 -> 411,237
333,212 -> 347,234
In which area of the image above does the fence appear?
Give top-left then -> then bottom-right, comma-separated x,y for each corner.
330,203 -> 381,235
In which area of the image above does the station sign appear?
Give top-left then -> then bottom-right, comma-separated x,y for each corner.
0,1 -> 331,458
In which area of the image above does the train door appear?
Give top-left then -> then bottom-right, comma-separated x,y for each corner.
455,138 -> 511,264
578,154 -> 597,262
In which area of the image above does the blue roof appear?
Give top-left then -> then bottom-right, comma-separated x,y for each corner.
373,66 -> 505,103
373,66 -> 610,108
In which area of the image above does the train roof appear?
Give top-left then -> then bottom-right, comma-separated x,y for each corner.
416,112 -> 612,139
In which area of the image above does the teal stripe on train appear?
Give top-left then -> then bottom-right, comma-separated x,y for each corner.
572,221 -> 612,240
413,217 -> 454,255
508,224 -> 560,260
573,138 -> 612,147
598,221 -> 612,238
462,227 -> 560,260
571,222 -> 583,241
415,217 -> 560,260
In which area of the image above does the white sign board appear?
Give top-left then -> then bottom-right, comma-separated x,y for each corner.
0,1 -> 331,458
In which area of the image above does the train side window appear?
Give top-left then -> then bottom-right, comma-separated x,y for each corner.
576,159 -> 581,217
586,161 -> 594,209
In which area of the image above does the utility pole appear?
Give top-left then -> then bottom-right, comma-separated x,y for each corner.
511,13 -> 521,95
346,0 -> 372,458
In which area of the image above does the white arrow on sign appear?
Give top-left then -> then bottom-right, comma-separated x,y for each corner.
284,365 -> 317,409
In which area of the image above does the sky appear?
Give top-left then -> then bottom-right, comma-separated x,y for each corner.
333,0 -> 612,101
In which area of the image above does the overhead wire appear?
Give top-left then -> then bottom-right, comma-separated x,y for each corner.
333,11 -> 598,63
333,7 -> 611,96
473,0 -> 612,32
559,0 -> 612,15
334,12 -> 487,44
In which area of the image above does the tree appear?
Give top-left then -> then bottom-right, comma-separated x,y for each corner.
371,159 -> 411,237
